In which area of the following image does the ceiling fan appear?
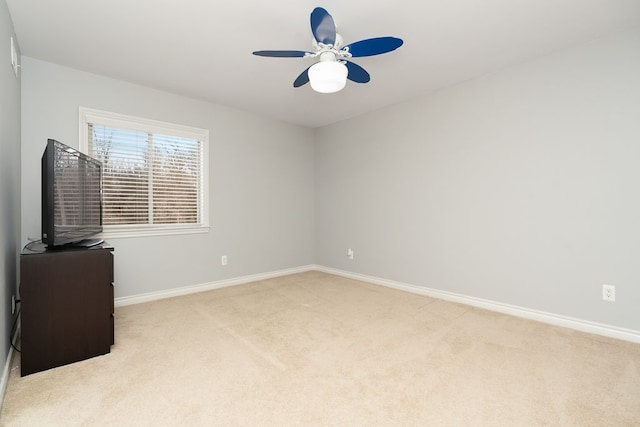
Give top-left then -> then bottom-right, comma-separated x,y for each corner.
252,7 -> 403,93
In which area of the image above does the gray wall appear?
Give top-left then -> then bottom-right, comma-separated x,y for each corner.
0,0 -> 20,375
315,29 -> 640,331
15,27 -> 640,336
21,57 -> 315,298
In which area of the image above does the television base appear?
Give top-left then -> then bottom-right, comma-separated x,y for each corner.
74,238 -> 105,248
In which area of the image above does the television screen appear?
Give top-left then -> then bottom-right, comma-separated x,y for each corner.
42,139 -> 103,247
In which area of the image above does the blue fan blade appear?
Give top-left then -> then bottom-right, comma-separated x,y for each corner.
293,66 -> 311,88
253,50 -> 310,58
345,61 -> 370,83
310,7 -> 336,45
343,37 -> 403,57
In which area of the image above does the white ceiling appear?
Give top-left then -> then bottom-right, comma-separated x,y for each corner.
7,0 -> 640,128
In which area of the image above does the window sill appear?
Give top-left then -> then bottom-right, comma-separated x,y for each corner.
96,224 -> 210,240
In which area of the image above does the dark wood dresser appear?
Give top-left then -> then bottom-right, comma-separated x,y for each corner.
20,243 -> 114,376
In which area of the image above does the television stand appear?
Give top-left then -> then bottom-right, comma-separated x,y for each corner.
20,243 -> 115,376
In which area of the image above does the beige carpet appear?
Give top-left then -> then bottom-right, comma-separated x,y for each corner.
1,271 -> 639,426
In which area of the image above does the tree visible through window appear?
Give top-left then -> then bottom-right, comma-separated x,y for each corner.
80,108 -> 209,236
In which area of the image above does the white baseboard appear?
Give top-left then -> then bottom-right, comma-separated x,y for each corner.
113,263 -> 640,344
115,265 -> 316,307
0,324 -> 19,410
0,347 -> 13,410
315,265 -> 640,344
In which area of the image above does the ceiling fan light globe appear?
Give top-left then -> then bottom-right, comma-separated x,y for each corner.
309,61 -> 348,93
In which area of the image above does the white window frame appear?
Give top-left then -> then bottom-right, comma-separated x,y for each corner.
79,107 -> 210,239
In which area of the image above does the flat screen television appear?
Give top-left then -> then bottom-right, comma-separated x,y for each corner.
41,139 -> 104,248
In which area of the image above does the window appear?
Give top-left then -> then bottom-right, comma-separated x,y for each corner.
80,107 -> 209,238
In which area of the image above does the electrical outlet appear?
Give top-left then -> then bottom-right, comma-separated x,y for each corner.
347,248 -> 354,260
602,284 -> 615,302
11,295 -> 15,315
221,255 -> 227,266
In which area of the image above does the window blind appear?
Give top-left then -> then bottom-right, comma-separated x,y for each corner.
87,124 -> 203,226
